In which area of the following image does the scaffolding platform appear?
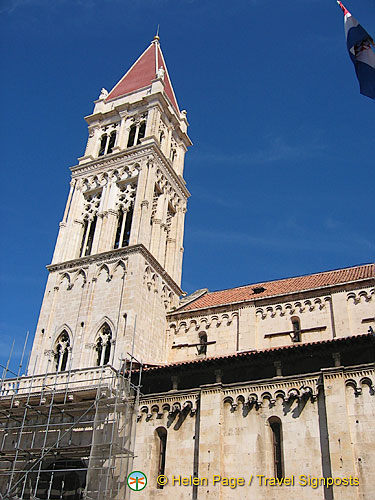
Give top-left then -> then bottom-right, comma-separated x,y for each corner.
0,360 -> 142,500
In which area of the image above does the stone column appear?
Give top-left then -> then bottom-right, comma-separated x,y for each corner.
173,206 -> 186,286
199,386 -> 224,500
112,113 -> 127,153
145,106 -> 160,138
63,184 -> 85,261
83,126 -> 100,159
51,180 -> 76,264
136,162 -> 156,248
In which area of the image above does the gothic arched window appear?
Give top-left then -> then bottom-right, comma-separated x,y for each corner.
79,192 -> 101,258
54,331 -> 70,372
98,134 -> 107,156
127,124 -> 137,147
291,316 -> 301,342
98,131 -> 117,156
137,121 -> 146,144
156,427 -> 167,488
114,203 -> 134,249
127,118 -> 147,148
107,131 -> 116,154
268,417 -> 284,479
96,323 -> 112,366
80,215 -> 97,257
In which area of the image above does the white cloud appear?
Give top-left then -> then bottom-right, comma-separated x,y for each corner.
189,136 -> 327,167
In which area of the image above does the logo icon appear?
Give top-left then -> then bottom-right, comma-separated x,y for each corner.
127,471 -> 147,491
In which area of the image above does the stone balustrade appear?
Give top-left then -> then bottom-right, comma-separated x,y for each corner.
0,365 -> 120,398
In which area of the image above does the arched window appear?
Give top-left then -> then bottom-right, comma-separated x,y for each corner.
98,131 -> 117,156
98,134 -> 107,156
54,331 -> 70,372
80,215 -> 97,257
113,203 -> 134,249
96,323 -> 112,366
156,427 -> 167,488
84,215 -> 97,256
127,119 -> 147,148
137,121 -> 146,144
197,332 -> 208,355
127,124 -> 137,147
79,192 -> 101,258
107,131 -> 116,154
269,417 -> 283,479
159,131 -> 165,146
291,316 -> 301,342
79,218 -> 89,257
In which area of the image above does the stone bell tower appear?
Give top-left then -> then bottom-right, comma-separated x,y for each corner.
29,36 -> 192,375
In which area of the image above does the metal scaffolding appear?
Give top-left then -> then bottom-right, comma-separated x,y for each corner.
0,338 -> 142,500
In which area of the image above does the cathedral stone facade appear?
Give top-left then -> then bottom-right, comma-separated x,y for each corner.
1,37 -> 374,500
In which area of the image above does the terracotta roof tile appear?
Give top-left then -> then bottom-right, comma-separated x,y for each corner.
177,263 -> 374,312
143,333 -> 374,372
106,41 -> 179,112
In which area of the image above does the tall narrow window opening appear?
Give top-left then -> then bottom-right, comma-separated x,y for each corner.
107,131 -> 116,154
113,204 -> 134,249
122,203 -> 134,247
114,183 -> 136,249
198,332 -> 208,355
114,211 -> 124,249
96,323 -> 112,366
84,215 -> 97,256
127,124 -> 137,147
98,130 -> 117,157
156,427 -> 167,488
137,121 -> 146,144
79,192 -> 101,258
127,116 -> 147,148
291,316 -> 301,342
79,219 -> 89,257
54,331 -> 70,372
269,417 -> 283,479
98,134 -> 107,156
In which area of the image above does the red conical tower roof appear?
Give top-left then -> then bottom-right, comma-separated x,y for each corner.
106,37 -> 179,112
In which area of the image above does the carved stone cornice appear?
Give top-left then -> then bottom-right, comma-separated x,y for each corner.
70,143 -> 190,199
138,390 -> 199,420
223,375 -> 319,412
46,244 -> 183,296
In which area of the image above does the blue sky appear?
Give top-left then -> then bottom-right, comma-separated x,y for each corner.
1,0 -> 374,366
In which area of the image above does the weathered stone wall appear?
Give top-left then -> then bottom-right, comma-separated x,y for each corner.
168,285 -> 374,364
134,365 -> 374,499
29,249 -> 178,374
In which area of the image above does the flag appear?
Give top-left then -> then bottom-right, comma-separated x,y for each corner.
337,1 -> 375,99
